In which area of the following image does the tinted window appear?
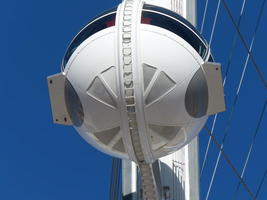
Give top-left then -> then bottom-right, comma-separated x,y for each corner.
142,5 -> 207,58
65,78 -> 84,127
143,4 -> 202,37
62,9 -> 116,69
185,68 -> 208,118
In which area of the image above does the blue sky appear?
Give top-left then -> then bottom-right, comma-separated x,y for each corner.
0,0 -> 266,199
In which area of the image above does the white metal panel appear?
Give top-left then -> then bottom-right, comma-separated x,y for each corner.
144,0 -> 186,18
47,73 -> 72,125
203,62 -> 226,115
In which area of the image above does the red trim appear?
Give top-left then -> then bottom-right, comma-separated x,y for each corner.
106,20 -> 115,27
141,17 -> 152,24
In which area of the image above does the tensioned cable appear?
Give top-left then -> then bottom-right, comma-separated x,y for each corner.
204,51 -> 258,199
232,99 -> 267,199
220,0 -> 247,87
204,2 -> 265,196
202,2 -> 246,174
116,159 -> 122,200
201,0 -> 248,177
236,0 -> 266,94
200,114 -> 217,178
221,0 -> 267,88
204,13 -> 222,182
114,159 -> 118,200
255,169 -> 267,198
204,126 -> 256,199
109,158 -> 115,200
200,0 -> 209,33
109,158 -> 121,200
117,159 -> 122,200
209,0 -> 221,46
201,0 -> 261,179
204,44 -> 245,200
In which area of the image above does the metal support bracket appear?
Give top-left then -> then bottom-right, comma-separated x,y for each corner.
202,62 -> 226,115
47,73 -> 72,125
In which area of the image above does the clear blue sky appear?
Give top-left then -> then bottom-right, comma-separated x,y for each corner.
0,0 -> 266,199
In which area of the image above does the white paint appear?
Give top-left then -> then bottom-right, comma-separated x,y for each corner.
144,0 -> 200,200
144,0 -> 186,18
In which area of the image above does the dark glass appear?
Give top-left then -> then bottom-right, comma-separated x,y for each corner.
65,78 -> 84,127
185,68 -> 208,118
62,8 -> 117,69
143,4 -> 204,39
142,4 -> 208,59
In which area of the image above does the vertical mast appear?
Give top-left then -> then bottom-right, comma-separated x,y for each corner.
122,1 -> 200,199
144,0 -> 196,25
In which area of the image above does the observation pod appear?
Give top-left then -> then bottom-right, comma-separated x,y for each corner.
47,2 -> 225,164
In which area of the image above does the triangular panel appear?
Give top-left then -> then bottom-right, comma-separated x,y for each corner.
94,127 -> 120,145
146,71 -> 176,105
87,77 -> 116,107
143,64 -> 157,91
101,66 -> 118,96
149,124 -> 180,141
113,138 -> 125,153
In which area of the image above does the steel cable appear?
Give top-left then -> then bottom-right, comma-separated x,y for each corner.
209,0 -> 221,46
255,169 -> 267,199
204,126 -> 256,199
200,0 -> 247,177
204,0 -> 265,197
232,99 -> 267,199
200,0 -> 209,33
109,158 -> 122,200
221,0 -> 267,88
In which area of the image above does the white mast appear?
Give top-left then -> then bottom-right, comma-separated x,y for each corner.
144,0 -> 196,25
122,0 -> 200,199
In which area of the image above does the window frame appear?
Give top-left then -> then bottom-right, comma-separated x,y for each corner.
142,5 -> 209,60
61,9 -> 117,71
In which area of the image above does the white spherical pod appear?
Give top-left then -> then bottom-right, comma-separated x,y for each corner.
61,2 -> 213,163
